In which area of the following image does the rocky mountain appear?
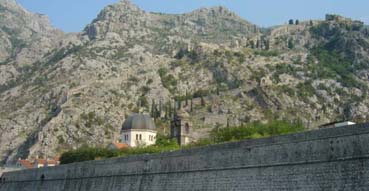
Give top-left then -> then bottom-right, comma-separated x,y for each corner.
1,0 -> 369,164
0,0 -> 64,85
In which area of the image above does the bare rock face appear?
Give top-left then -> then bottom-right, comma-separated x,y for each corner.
0,0 -> 64,86
1,0 -> 369,164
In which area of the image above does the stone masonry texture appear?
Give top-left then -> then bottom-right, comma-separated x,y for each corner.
1,123 -> 369,190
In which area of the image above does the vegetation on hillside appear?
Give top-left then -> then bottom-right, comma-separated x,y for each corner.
60,120 -> 305,164
60,135 -> 179,164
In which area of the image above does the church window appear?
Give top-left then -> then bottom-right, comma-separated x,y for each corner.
136,134 -> 139,140
139,134 -> 142,140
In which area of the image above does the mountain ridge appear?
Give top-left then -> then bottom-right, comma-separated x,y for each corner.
0,1 -> 369,165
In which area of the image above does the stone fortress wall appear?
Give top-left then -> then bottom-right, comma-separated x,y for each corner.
1,123 -> 369,191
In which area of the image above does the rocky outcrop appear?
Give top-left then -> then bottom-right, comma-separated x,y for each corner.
0,0 -> 369,164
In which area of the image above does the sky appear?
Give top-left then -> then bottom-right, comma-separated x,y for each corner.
17,0 -> 369,32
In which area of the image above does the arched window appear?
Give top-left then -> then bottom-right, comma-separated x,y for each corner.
136,134 -> 139,140
139,134 -> 142,140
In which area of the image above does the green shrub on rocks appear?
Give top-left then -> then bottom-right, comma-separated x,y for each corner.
60,136 -> 179,164
60,121 -> 304,164
210,120 -> 305,143
60,147 -> 117,164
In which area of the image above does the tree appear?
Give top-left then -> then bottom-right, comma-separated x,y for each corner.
249,40 -> 255,49
288,38 -> 294,49
295,19 -> 300,25
173,100 -> 177,117
185,90 -> 189,106
151,100 -> 156,118
159,100 -> 162,118
264,39 -> 270,50
167,101 -> 172,119
289,19 -> 294,25
190,98 -> 193,112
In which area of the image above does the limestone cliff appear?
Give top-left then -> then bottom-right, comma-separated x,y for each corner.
0,1 -> 369,164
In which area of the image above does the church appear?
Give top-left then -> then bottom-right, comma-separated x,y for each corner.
120,114 -> 157,147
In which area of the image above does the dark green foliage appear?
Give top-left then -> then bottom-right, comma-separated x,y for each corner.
289,19 -> 294,25
155,135 -> 179,148
60,136 -> 179,164
210,120 -> 305,143
249,68 -> 266,82
193,89 -> 211,98
309,20 -> 369,69
128,76 -> 139,82
264,39 -> 270,50
174,48 -> 199,63
233,52 -> 245,63
60,147 -> 117,164
248,40 -> 255,49
46,45 -> 82,67
140,86 -> 151,95
138,96 -> 149,108
288,38 -> 294,49
158,68 -> 177,93
150,100 -> 161,119
80,112 -> 104,128
254,50 -> 279,57
296,81 -> 315,99
184,120 -> 305,149
60,120 -> 303,164
278,85 -> 295,97
0,80 -> 17,93
295,20 -> 300,25
309,47 -> 366,89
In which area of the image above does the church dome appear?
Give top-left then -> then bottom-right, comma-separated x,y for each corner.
121,114 -> 156,131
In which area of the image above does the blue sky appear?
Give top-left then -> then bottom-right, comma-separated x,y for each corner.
17,0 -> 369,32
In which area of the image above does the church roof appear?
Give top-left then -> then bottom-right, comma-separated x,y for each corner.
121,114 -> 156,131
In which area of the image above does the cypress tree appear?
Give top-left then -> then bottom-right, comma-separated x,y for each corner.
249,40 -> 255,49
151,100 -> 156,119
185,91 -> 189,106
288,38 -> 294,49
173,100 -> 177,117
168,102 -> 172,119
190,98 -> 193,112
265,39 -> 270,50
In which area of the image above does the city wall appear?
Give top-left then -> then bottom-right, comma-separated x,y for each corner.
1,123 -> 369,190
